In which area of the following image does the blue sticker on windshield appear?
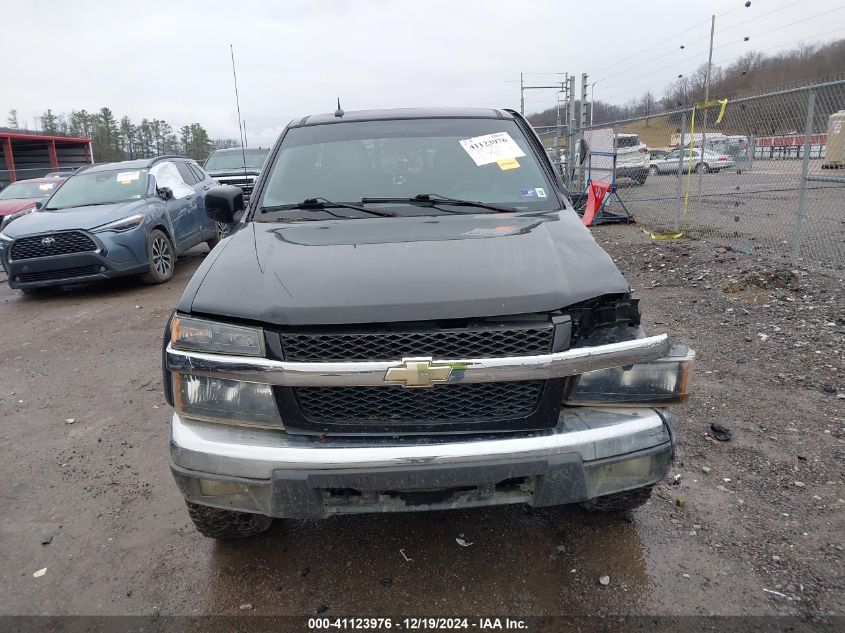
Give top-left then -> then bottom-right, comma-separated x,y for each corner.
520,187 -> 548,198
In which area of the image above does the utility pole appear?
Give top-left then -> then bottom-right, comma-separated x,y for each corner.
577,73 -> 589,190
566,74 -> 576,189
704,14 -> 715,103
520,73 -> 525,115
519,73 -> 566,117
518,73 -> 567,177
698,14 -> 716,198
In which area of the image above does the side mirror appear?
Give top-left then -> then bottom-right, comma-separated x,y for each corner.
35,201 -> 44,210
158,186 -> 173,200
205,185 -> 244,224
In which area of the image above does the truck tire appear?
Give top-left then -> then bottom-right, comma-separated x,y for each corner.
185,501 -> 273,539
141,229 -> 175,284
579,485 -> 654,514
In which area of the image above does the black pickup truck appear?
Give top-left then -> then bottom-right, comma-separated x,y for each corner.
163,107 -> 693,539
202,147 -> 269,203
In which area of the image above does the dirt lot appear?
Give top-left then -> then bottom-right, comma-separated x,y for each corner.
0,226 -> 842,620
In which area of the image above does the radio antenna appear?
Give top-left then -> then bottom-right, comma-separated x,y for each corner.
230,44 -> 249,186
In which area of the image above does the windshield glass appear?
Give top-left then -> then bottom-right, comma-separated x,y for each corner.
0,181 -> 59,200
204,149 -> 268,171
45,169 -> 149,210
258,118 -> 557,214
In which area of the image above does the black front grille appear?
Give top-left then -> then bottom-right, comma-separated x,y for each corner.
218,178 -> 254,197
281,326 -> 554,362
17,265 -> 102,283
10,232 -> 97,260
296,381 -> 544,425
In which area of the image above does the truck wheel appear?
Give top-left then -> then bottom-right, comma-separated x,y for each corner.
141,229 -> 175,284
634,173 -> 648,185
580,485 -> 654,514
186,501 -> 273,539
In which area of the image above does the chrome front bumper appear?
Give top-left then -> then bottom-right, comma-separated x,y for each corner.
170,408 -> 674,518
167,333 -> 678,517
165,333 -> 670,387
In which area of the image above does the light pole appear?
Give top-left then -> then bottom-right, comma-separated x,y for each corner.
590,80 -> 602,126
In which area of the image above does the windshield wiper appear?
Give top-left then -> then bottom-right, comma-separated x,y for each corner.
360,194 -> 518,214
260,198 -> 396,218
45,202 -> 116,211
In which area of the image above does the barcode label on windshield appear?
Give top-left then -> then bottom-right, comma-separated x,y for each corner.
459,132 -> 526,167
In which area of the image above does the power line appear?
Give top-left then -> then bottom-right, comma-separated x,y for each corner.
591,1 -> 824,86
590,17 -> 712,76
712,5 -> 845,51
597,26 -> 843,106
711,25 -> 845,67
717,0 -> 807,33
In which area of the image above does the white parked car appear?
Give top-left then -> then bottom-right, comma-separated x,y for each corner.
615,133 -> 649,185
649,149 -> 737,175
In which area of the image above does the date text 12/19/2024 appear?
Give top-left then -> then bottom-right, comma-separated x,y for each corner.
308,617 -> 528,630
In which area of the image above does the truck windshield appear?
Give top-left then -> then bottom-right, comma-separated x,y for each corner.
45,169 -> 149,210
258,118 -> 558,214
204,149 -> 269,171
0,181 -> 59,200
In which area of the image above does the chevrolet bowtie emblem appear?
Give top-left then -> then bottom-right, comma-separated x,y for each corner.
384,357 -> 453,388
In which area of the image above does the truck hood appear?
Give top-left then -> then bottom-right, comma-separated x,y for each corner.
0,200 -> 148,237
182,209 -> 630,326
0,198 -> 40,217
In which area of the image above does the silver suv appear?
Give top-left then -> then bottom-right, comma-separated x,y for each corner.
615,133 -> 649,185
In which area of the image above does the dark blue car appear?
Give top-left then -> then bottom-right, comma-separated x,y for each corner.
0,156 -> 222,294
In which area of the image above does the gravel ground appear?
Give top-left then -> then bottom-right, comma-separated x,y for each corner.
0,226 -> 842,621
594,223 -> 845,616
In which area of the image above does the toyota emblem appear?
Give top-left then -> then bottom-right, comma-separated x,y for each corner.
41,237 -> 56,247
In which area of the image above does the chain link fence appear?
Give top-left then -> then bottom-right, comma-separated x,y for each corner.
567,79 -> 845,276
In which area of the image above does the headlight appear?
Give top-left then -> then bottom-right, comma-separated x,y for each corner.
173,373 -> 282,428
0,206 -> 36,231
171,315 -> 264,356
566,344 -> 694,406
0,230 -> 12,241
91,213 -> 145,233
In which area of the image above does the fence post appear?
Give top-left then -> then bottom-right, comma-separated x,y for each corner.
791,89 -> 816,265
674,110 -> 688,232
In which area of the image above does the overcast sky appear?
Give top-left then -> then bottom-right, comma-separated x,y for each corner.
2,0 -> 842,145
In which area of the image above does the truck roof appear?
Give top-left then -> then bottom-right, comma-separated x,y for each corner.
208,147 -> 268,155
293,107 -> 513,128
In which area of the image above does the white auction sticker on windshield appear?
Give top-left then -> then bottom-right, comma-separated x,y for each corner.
116,171 -> 140,184
459,132 -> 526,166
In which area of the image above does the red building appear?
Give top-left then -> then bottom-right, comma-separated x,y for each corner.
0,129 -> 93,188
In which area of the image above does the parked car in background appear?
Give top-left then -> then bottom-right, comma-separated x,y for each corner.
202,147 -> 269,203
615,133 -> 649,184
0,177 -> 65,230
44,170 -> 79,178
0,156 -> 220,294
649,148 -> 736,175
